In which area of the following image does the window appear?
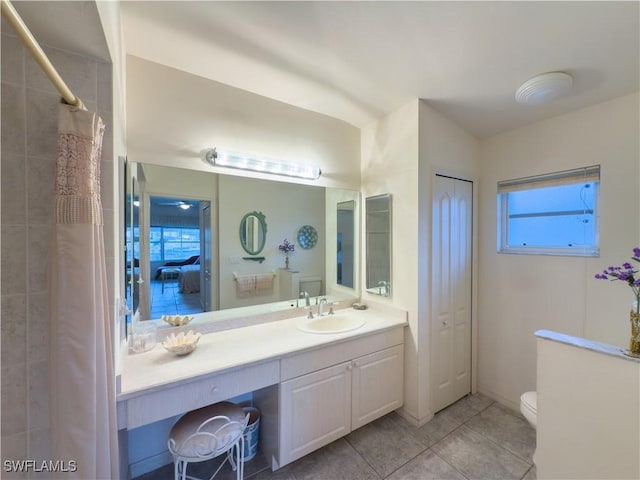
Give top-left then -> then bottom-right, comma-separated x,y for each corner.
125,226 -> 140,261
149,226 -> 201,262
497,165 -> 600,256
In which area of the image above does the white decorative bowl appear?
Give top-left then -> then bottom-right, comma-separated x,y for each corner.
162,314 -> 194,327
162,330 -> 202,356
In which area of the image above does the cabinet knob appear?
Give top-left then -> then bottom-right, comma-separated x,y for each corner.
346,364 -> 352,371
210,386 -> 219,394
442,320 -> 448,326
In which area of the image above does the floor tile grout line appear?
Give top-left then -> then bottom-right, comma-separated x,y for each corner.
457,424 -> 534,470
460,402 -> 535,466
424,397 -> 534,478
463,420 -> 534,466
342,435 -> 389,479
430,448 -> 473,480
371,408 -> 471,479
520,464 -> 535,480
376,441 -> 431,479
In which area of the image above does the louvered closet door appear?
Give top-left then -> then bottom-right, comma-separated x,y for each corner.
432,174 -> 472,413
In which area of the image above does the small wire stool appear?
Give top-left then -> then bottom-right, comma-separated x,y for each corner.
168,401 -> 249,480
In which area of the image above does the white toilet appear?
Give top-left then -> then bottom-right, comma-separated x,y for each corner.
520,391 -> 537,429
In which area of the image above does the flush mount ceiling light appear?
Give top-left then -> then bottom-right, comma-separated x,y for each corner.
515,72 -> 573,106
204,148 -> 322,180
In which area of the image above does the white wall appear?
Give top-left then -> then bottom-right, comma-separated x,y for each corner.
360,99 -> 478,425
126,56 -> 360,190
418,101 -> 479,421
477,93 -> 640,409
96,0 -> 128,357
536,334 -> 640,479
361,99 -> 421,421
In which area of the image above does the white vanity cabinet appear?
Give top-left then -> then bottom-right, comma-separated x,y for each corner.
280,361 -> 352,465
278,343 -> 404,466
351,344 -> 404,429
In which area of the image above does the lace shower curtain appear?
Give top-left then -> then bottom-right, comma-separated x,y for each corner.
50,104 -> 118,478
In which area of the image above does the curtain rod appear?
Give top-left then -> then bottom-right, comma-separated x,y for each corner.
1,0 -> 84,109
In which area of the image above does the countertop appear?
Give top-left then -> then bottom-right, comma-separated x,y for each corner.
535,329 -> 640,364
119,307 -> 407,401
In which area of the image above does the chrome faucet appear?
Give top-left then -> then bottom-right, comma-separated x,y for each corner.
377,280 -> 390,295
317,297 -> 328,316
300,291 -> 310,307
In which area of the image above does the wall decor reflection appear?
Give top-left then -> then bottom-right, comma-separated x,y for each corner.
297,225 -> 318,249
278,238 -> 295,269
240,211 -> 267,255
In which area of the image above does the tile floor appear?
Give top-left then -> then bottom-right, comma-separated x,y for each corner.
149,278 -> 203,319
134,393 -> 536,480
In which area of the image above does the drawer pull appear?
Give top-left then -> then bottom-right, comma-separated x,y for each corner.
210,386 -> 219,394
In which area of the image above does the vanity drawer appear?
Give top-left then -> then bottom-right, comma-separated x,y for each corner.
125,360 -> 280,429
281,327 -> 404,380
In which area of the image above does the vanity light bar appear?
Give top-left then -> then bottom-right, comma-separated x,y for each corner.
205,148 -> 322,180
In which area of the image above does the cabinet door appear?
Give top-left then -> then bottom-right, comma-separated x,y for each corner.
351,344 -> 404,430
280,361 -> 351,466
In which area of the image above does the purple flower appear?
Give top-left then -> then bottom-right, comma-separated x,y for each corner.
618,272 -> 630,281
595,248 -> 640,306
278,239 -> 295,254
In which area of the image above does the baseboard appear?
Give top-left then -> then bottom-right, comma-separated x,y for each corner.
396,407 -> 434,428
128,450 -> 172,479
477,384 -> 520,412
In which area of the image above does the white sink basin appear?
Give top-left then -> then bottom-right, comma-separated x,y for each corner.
297,314 -> 366,334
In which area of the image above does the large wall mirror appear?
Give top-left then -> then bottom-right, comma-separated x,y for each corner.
124,161 -> 359,328
366,194 -> 392,296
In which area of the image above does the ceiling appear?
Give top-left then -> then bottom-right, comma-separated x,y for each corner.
119,1 -> 640,137
8,1 -> 640,138
7,1 -> 111,61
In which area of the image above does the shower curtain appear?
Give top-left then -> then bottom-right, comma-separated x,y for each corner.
50,104 -> 118,478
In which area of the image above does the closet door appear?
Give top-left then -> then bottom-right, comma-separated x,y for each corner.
432,174 -> 472,412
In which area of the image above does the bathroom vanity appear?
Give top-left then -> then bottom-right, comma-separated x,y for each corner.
117,307 -> 406,473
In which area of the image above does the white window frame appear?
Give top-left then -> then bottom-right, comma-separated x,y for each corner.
497,165 -> 600,257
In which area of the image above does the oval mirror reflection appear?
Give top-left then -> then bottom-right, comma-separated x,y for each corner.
240,211 -> 267,255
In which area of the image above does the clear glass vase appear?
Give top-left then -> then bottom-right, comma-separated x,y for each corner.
629,299 -> 640,357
